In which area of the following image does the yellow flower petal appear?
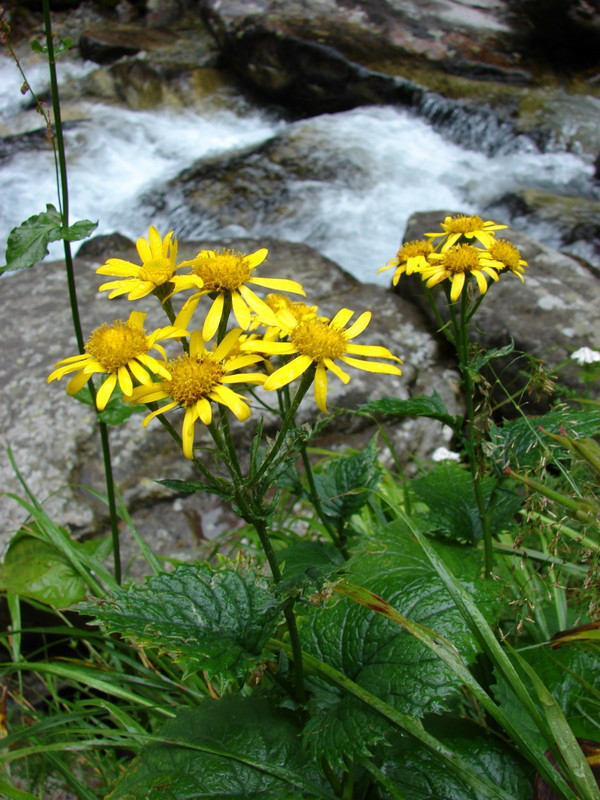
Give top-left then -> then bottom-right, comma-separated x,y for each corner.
196,397 -> 212,425
117,365 -> 133,397
203,293 -> 225,340
330,308 -> 354,329
96,373 -> 118,410
323,358 -> 350,384
181,405 -> 199,459
142,400 -> 178,426
231,290 -> 252,331
450,272 -> 465,301
314,363 -> 329,413
343,311 -> 371,340
340,356 -> 402,375
264,354 -> 313,391
66,371 -> 91,395
249,276 -> 306,296
211,384 -> 251,421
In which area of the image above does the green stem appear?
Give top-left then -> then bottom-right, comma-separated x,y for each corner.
43,0 -> 121,582
252,518 -> 305,704
300,446 -> 344,551
455,290 -> 493,576
248,368 -> 315,489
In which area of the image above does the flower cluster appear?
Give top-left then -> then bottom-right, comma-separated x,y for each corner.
379,214 -> 528,302
48,226 -> 402,459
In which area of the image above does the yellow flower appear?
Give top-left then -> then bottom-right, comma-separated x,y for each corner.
378,239 -> 434,285
241,307 -> 402,413
126,329 -> 266,459
171,248 -> 305,339
484,238 -> 528,282
419,243 -> 503,302
96,226 -> 183,300
426,215 -> 507,251
47,311 -> 187,410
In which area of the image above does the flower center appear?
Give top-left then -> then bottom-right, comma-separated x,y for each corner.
444,214 -> 485,234
488,239 -> 521,271
443,244 -> 482,274
138,257 -> 175,285
166,354 -> 225,405
399,239 -> 433,260
86,321 -> 149,372
191,250 -> 253,292
266,294 -> 318,322
290,319 -> 347,361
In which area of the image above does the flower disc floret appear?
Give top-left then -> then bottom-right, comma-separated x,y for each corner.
485,239 -> 528,280
426,214 -> 507,250
419,243 -> 504,302
47,311 -> 187,410
171,247 -> 306,340
126,329 -> 266,459
241,307 -> 402,413
378,239 -> 433,285
97,226 -> 181,301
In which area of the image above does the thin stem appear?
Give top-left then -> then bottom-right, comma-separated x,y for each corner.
300,446 -> 343,550
43,0 -> 122,582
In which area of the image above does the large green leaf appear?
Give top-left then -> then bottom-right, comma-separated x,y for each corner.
84,561 -> 282,682
107,696 -> 333,800
376,725 -> 532,800
0,530 -> 109,609
488,406 -> 600,471
492,642 -> 600,748
312,438 -> 382,525
410,461 -> 521,543
359,391 -> 459,429
299,521 -> 502,765
277,539 -> 345,596
1,204 -> 97,272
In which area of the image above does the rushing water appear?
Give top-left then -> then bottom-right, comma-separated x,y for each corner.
0,52 -> 596,283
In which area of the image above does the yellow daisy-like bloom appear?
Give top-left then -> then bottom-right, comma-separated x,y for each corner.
126,329 -> 266,459
47,311 -> 187,410
426,215 -> 507,251
419,243 -> 504,302
241,307 -> 402,413
378,239 -> 434,286
96,226 -> 182,300
171,247 -> 305,340
484,238 -> 528,282
265,293 -> 320,323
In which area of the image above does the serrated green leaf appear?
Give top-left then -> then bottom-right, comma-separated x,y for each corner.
107,696 -> 333,800
299,521 -> 502,766
71,384 -> 145,425
0,531 -> 87,608
1,205 -> 97,273
377,726 -> 532,800
277,540 -> 345,596
489,405 -> 600,471
359,391 -> 459,429
410,461 -> 521,543
493,644 -> 600,748
83,562 -> 282,682
312,438 -> 382,524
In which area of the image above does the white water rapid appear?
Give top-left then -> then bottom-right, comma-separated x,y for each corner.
0,52 -> 596,284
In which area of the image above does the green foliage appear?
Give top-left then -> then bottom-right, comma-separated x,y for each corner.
377,727 -> 532,800
83,560 -> 282,682
277,539 -> 345,596
359,390 -> 460,429
106,696 -> 332,800
488,405 -> 600,471
73,384 -> 146,425
0,529 -> 109,608
410,461 -> 521,543
311,437 -> 382,525
1,205 -> 97,273
298,521 -> 502,765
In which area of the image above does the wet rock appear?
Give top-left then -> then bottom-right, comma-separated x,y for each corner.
489,188 -> 600,266
0,237 -> 459,576
78,25 -> 178,64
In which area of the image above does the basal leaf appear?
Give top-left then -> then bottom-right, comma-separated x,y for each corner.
359,391 -> 459,429
410,461 -> 521,543
1,205 -> 97,273
312,438 -> 382,524
83,561 -> 282,682
299,521 -> 502,765
0,531 -> 87,608
278,539 -> 345,596
107,696 -> 332,800
377,725 -> 532,800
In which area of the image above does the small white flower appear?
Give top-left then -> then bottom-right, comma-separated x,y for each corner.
570,347 -> 600,365
431,446 -> 461,463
